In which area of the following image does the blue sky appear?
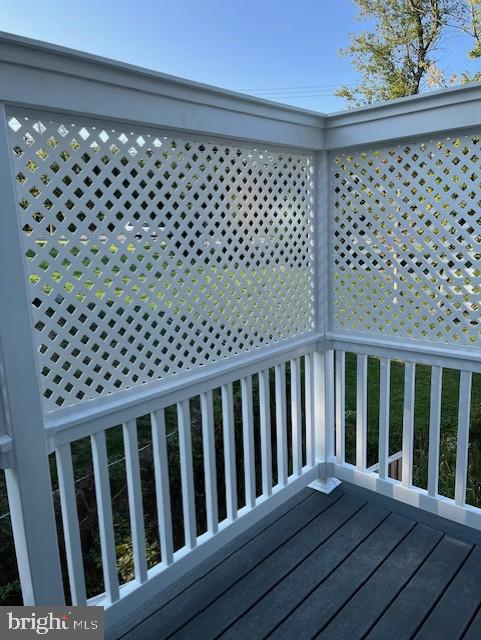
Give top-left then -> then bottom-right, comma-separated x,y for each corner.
0,0 -> 479,113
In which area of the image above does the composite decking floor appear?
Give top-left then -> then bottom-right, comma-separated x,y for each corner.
111,483 -> 481,640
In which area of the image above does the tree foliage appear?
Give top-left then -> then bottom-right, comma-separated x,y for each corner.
458,0 -> 481,82
337,0 -> 480,106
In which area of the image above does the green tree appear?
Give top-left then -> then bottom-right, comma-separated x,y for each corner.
457,0 -> 481,82
337,0 -> 472,106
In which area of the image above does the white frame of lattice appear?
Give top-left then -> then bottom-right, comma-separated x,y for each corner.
8,108 -> 316,412
329,131 -> 481,345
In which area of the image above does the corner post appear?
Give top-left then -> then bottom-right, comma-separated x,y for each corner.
310,149 -> 340,494
0,104 -> 65,604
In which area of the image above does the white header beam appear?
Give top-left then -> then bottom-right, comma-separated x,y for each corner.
326,84 -> 481,149
3,32 -> 481,153
0,32 -> 324,150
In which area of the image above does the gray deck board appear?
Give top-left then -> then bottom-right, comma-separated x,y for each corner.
415,545 -> 481,640
106,487 -> 318,640
317,524 -> 442,640
268,512 -> 415,640
117,483 -> 481,640
174,493 -> 368,639
366,535 -> 472,640
124,489 -> 346,640
220,504 -> 390,639
463,605 -> 481,640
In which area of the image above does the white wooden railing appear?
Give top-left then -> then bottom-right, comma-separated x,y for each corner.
2,31 -> 481,630
328,339 -> 481,529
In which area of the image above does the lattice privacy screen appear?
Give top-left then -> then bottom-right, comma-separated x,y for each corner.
332,133 -> 481,346
8,113 -> 315,411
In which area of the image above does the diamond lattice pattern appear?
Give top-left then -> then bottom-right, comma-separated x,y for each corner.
8,114 -> 315,411
332,134 -> 481,345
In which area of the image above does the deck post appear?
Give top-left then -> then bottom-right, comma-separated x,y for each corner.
310,350 -> 341,493
310,150 -> 341,494
0,104 -> 64,604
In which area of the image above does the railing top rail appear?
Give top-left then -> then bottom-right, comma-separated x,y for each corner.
0,31 -> 327,117
329,331 -> 481,373
44,333 -> 321,449
0,31 -> 325,150
325,82 -> 481,149
4,31 -> 481,151
327,80 -> 481,124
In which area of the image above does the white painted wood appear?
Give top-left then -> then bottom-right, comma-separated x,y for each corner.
316,149 -> 330,334
335,351 -> 345,465
55,444 -> 87,605
356,354 -> 368,471
304,353 -> 315,467
324,350 -> 335,461
330,332 -> 481,374
259,369 -> 273,497
427,367 -> 442,497
10,110 -> 316,415
455,371 -> 473,506
332,462 -> 481,532
313,349 -> 326,463
326,83 -> 481,149
378,359 -> 390,480
221,384 -> 238,521
46,335 -> 319,446
0,104 -> 64,605
151,410 -> 174,565
241,377 -> 256,508
90,431 -> 120,604
200,391 -> 218,535
0,35 -> 325,150
402,362 -> 416,488
275,364 -> 288,486
122,420 -> 148,584
290,359 -> 302,477
177,400 -> 197,549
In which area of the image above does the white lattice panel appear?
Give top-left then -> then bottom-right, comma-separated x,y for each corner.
332,134 -> 481,346
7,113 -> 315,411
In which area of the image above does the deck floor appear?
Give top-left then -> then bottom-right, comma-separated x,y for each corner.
112,483 -> 481,640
